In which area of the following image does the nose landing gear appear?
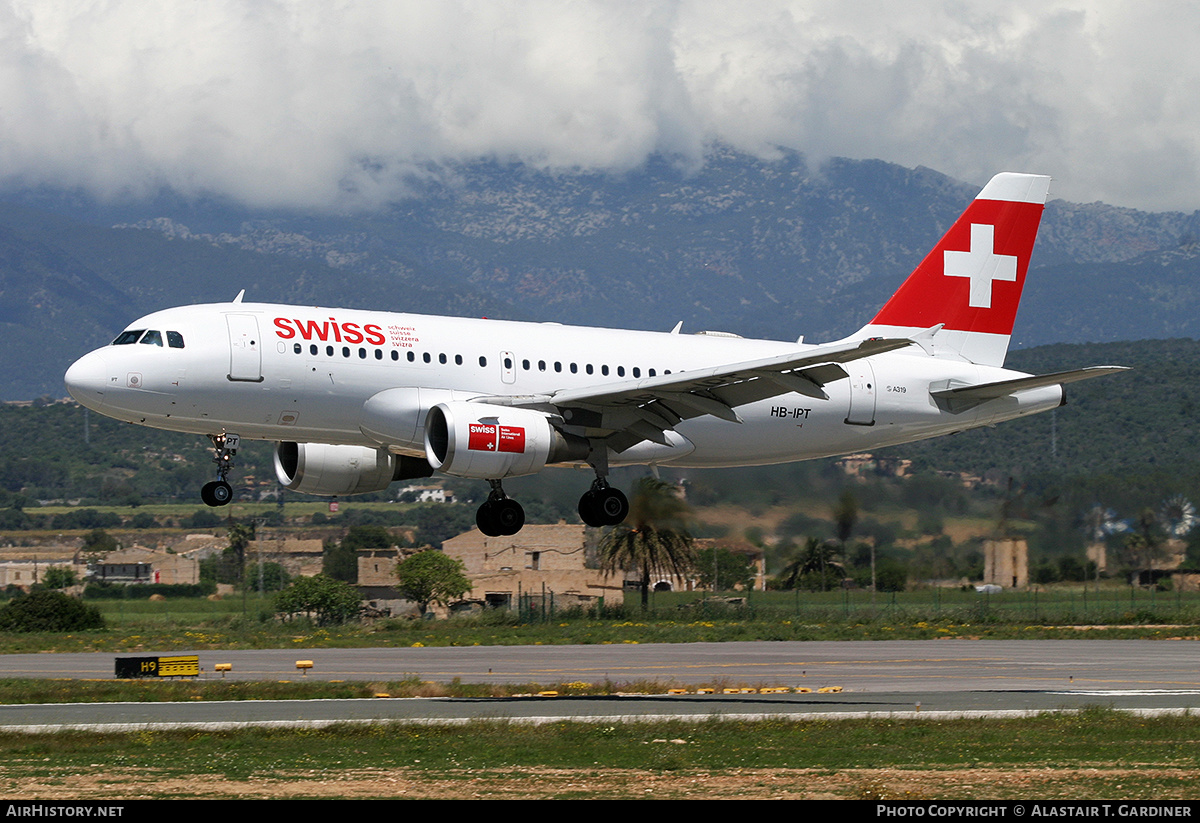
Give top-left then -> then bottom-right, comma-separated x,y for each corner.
201,433 -> 239,507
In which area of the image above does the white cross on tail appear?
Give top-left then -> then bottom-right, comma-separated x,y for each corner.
944,223 -> 1017,308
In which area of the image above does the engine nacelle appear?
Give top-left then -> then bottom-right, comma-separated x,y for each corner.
274,442 -> 432,496
424,402 -> 588,479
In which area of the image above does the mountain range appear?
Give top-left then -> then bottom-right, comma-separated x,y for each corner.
2,147 -> 1198,399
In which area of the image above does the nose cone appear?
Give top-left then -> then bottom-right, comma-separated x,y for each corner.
64,351 -> 109,409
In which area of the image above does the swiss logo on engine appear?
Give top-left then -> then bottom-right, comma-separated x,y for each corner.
468,423 -> 526,453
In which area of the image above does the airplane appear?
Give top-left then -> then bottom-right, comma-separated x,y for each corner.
64,172 -> 1126,536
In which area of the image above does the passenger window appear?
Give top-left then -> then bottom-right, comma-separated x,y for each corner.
140,330 -> 163,347
167,331 -> 185,349
112,330 -> 145,345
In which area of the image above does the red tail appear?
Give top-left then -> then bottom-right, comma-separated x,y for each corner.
861,173 -> 1050,366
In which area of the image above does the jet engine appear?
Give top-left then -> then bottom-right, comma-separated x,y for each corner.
424,402 -> 588,479
274,442 -> 433,496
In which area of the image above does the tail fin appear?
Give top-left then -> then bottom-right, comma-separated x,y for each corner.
858,172 -> 1050,367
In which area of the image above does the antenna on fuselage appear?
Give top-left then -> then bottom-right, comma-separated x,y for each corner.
232,289 -> 245,304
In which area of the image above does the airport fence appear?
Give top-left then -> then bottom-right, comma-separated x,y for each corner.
516,584 -> 1200,627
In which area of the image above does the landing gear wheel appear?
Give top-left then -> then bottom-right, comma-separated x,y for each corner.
578,486 -> 629,527
476,487 -> 525,537
201,480 -> 233,507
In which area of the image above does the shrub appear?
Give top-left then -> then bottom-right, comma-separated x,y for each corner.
0,590 -> 105,632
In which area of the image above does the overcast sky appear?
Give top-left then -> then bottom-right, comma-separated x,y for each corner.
0,1 -> 1195,212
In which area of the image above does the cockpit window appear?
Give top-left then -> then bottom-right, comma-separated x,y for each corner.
112,330 -> 146,345
167,331 -> 185,348
140,330 -> 163,347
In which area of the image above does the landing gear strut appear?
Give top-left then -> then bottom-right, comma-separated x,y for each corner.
578,478 -> 629,527
476,480 -> 525,537
201,433 -> 239,507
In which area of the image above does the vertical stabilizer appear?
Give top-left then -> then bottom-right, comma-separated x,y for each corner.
856,172 -> 1050,367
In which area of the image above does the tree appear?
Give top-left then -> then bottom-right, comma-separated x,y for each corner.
244,561 -> 290,592
833,489 -> 862,595
81,528 -> 118,562
274,574 -> 362,626
41,566 -> 78,590
598,477 -> 696,610
1121,508 -> 1170,579
395,550 -> 472,614
694,546 -> 755,592
779,537 -> 844,591
0,590 -> 104,632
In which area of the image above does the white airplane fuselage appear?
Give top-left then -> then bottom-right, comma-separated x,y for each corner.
65,301 -> 1060,469
63,172 -> 1125,534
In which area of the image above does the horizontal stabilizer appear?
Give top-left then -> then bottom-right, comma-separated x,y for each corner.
931,365 -> 1129,411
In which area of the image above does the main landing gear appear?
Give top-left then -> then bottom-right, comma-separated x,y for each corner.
577,478 -> 629,528
200,433 -> 239,508
475,476 -> 630,538
476,480 -> 525,537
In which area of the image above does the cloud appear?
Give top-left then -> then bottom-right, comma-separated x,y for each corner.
0,1 -> 1195,211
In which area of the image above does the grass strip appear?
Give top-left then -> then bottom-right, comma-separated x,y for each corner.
0,708 -> 1198,799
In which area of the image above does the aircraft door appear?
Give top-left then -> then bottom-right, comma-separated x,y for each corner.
226,314 -> 263,382
500,351 -> 516,384
845,361 -> 877,426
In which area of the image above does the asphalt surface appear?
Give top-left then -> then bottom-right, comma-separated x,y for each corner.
1,640 -> 1198,729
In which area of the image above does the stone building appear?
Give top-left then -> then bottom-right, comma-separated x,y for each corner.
442,524 -> 625,609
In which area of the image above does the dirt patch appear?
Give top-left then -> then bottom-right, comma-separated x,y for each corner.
5,766 -> 1198,799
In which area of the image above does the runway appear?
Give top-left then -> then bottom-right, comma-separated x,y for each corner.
1,640 -> 1198,730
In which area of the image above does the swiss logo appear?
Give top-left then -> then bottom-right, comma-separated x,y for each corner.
468,423 -> 526,453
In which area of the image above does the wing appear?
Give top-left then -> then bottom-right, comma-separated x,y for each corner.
471,337 -> 913,452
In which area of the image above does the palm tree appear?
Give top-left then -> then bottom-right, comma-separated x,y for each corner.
780,537 -> 844,591
598,477 -> 696,610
